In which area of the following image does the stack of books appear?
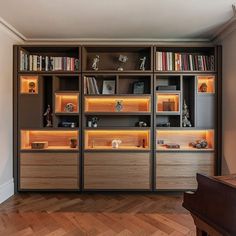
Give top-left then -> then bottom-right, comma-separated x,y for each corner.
156,52 -> 215,71
84,77 -> 100,94
20,50 -> 79,71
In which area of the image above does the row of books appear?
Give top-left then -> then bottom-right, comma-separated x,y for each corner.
156,52 -> 215,71
84,77 -> 100,94
20,50 -> 79,71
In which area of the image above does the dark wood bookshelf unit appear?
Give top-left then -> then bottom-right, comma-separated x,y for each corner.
13,44 -> 222,192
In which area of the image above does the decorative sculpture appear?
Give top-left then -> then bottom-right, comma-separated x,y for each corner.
182,100 -> 192,127
139,56 -> 146,71
28,81 -> 36,93
112,139 -> 122,149
115,100 -> 123,112
92,55 -> 100,71
43,105 -> 53,127
118,55 -> 128,71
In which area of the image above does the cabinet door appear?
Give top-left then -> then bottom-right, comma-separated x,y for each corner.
20,153 -> 79,190
156,152 -> 215,190
84,152 -> 151,190
196,95 -> 215,128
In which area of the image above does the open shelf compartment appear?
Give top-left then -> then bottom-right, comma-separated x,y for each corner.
156,92 -> 180,114
85,96 -> 151,113
21,130 -> 79,150
55,92 -> 79,114
156,129 -> 214,151
20,75 -> 39,94
85,130 -> 150,150
197,75 -> 215,94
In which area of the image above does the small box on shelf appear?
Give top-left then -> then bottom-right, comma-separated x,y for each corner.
20,130 -> 79,150
55,92 -> 79,114
20,76 -> 39,94
156,129 -> 214,151
85,96 -> 151,113
197,75 -> 215,94
85,130 -> 150,150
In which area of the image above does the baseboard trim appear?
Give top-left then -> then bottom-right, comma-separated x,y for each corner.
0,179 -> 14,204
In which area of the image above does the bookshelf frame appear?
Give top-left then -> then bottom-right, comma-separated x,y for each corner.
13,44 -> 222,192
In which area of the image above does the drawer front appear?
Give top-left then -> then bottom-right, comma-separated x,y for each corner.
84,152 -> 150,190
20,152 -> 79,190
156,177 -> 197,190
84,165 -> 150,189
84,152 -> 150,166
156,152 -> 214,165
156,152 -> 215,190
20,178 -> 78,189
20,153 -> 78,165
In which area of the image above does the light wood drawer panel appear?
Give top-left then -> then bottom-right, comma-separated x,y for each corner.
156,152 -> 214,165
156,177 -> 197,190
84,152 -> 150,166
156,165 -> 214,177
20,153 -> 78,166
21,165 -> 77,178
84,165 -> 150,189
20,178 -> 78,189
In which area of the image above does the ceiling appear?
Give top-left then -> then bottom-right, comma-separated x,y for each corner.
0,0 -> 235,41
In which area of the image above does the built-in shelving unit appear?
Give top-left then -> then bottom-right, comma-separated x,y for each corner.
14,44 -> 221,192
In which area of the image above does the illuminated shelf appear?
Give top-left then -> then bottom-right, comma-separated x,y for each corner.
197,75 -> 215,94
55,92 -> 79,114
156,129 -> 214,151
85,130 -> 150,150
156,92 -> 180,114
20,75 -> 39,94
21,130 -> 79,150
84,96 -> 151,113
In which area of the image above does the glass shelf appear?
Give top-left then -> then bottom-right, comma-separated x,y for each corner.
84,96 -> 151,113
20,130 -> 79,150
85,130 -> 150,150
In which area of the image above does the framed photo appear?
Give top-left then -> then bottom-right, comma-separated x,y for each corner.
102,80 -> 115,94
133,81 -> 145,94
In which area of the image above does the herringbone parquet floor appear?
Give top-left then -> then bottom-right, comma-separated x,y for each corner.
0,193 -> 196,236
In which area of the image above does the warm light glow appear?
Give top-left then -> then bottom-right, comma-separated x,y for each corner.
55,93 -> 79,113
20,76 -> 39,94
21,130 -> 79,150
156,129 -> 214,150
85,130 -> 150,150
198,76 -> 215,93
156,93 -> 180,112
85,96 -> 151,112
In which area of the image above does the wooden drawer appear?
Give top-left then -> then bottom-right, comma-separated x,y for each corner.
84,152 -> 150,166
20,153 -> 79,190
20,178 -> 78,189
156,152 -> 215,190
20,153 -> 78,165
84,152 -> 150,190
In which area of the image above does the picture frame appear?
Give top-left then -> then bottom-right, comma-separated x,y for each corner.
133,81 -> 145,94
102,80 -> 115,94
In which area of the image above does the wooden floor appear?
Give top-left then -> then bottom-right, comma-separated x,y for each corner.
0,193 -> 196,236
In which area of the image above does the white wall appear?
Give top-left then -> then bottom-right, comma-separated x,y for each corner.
220,26 -> 236,174
0,23 -> 22,203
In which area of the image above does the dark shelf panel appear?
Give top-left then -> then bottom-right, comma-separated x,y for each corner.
55,113 -> 80,116
83,70 -> 153,74
84,112 -> 151,116
85,127 -> 151,130
154,71 -> 217,74
18,71 -> 81,75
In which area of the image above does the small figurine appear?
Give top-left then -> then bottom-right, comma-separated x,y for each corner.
91,117 -> 99,127
112,139 -> 122,149
190,139 -> 208,149
92,55 -> 100,71
140,57 -> 146,71
199,83 -> 208,92
44,105 -> 53,127
118,55 -> 128,71
182,100 -> 191,127
64,103 -> 75,113
136,121 -> 147,127
28,81 -> 36,93
115,100 -> 123,112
